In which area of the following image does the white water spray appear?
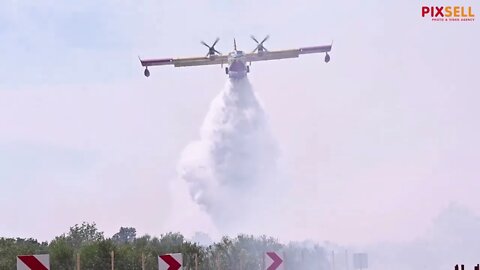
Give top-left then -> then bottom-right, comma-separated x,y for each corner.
177,77 -> 279,232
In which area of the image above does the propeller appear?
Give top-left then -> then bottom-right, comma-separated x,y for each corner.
201,38 -> 221,57
251,35 -> 269,53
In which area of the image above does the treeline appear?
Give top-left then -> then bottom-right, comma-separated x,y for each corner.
0,222 -> 329,270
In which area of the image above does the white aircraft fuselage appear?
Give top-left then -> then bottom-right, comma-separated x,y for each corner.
226,50 -> 249,79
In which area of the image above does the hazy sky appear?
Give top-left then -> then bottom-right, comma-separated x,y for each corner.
0,0 -> 478,246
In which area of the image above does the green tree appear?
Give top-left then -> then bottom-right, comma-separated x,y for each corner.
0,238 -> 18,270
67,222 -> 104,249
80,239 -> 115,270
49,236 -> 74,270
0,223 -> 331,270
0,238 -> 48,270
112,227 -> 141,270
113,227 -> 137,245
115,243 -> 142,270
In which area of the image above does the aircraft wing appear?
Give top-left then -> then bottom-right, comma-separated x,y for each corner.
140,55 -> 228,68
245,44 -> 332,62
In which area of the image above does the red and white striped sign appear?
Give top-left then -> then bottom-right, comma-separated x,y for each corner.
158,253 -> 182,270
265,252 -> 284,270
17,254 -> 49,270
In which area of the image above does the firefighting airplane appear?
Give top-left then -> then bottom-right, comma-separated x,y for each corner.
139,36 -> 332,79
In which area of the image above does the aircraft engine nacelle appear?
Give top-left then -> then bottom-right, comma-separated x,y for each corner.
324,53 -> 330,63
144,68 -> 150,77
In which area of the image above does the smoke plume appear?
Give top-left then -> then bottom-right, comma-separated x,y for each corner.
177,77 -> 279,233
